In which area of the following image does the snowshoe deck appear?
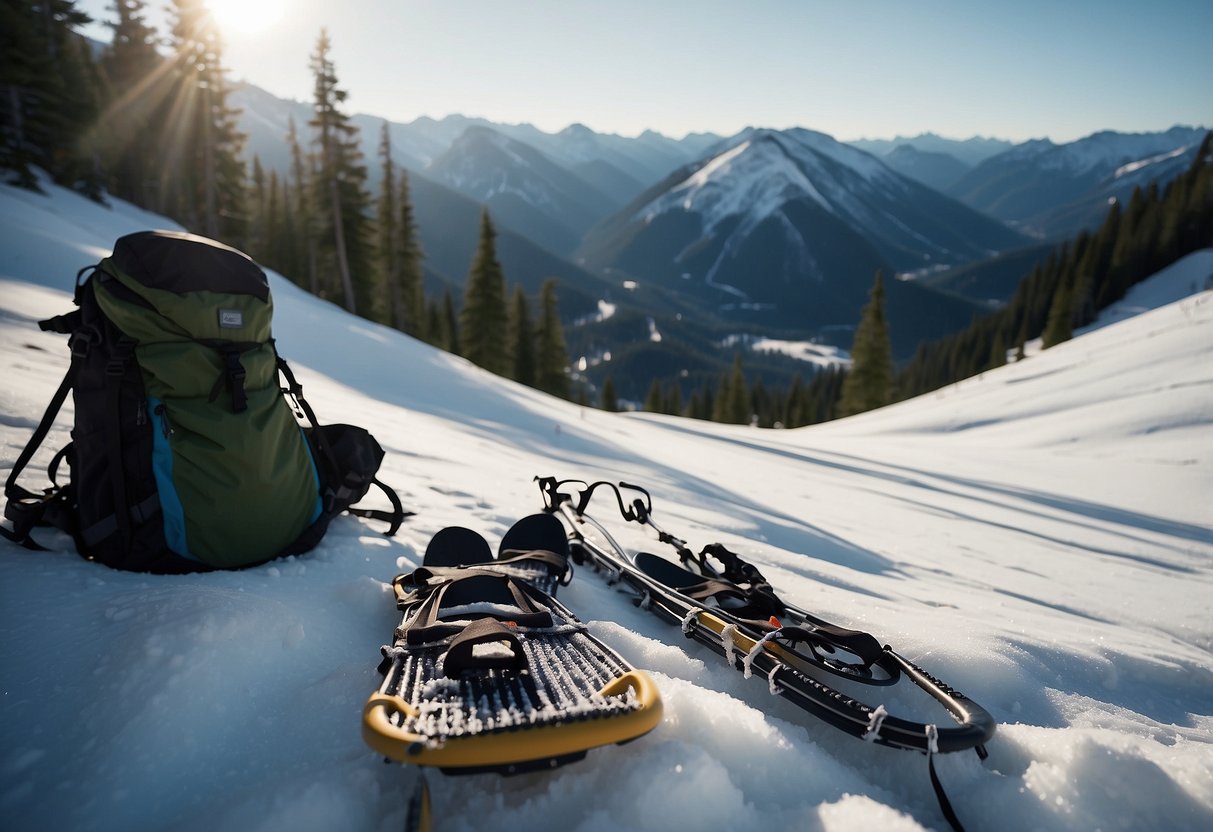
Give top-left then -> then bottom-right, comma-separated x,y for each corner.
363,516 -> 661,773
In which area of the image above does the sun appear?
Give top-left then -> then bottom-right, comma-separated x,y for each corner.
206,0 -> 286,35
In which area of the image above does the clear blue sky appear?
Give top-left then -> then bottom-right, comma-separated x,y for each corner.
77,0 -> 1212,142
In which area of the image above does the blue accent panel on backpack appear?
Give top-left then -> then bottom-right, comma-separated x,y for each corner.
148,397 -> 195,560
300,427 -> 323,524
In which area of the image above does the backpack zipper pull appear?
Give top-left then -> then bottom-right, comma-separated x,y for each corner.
154,403 -> 172,439
137,402 -> 147,427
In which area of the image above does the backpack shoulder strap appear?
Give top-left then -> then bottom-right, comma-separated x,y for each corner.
2,313 -> 89,549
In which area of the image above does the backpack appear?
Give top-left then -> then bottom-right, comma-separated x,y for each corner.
2,230 -> 407,573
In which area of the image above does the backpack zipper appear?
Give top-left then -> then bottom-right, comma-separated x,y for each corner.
154,403 -> 172,439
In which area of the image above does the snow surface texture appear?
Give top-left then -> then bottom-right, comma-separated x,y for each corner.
1,181 -> 1212,832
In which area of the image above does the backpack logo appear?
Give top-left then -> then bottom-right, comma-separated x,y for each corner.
218,309 -> 244,329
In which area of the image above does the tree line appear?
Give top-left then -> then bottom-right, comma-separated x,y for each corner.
634,135 -> 1212,427
896,136 -> 1213,401
1,0 -> 573,397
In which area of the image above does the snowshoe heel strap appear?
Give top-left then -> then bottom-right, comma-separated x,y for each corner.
441,618 -> 527,677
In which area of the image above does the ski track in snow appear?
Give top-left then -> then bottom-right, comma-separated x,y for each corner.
1,180 -> 1212,832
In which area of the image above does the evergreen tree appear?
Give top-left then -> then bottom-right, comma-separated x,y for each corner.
375,125 -> 425,335
534,279 -> 570,398
396,168 -> 425,335
247,154 -> 265,253
839,271 -> 893,417
264,169 -> 287,271
783,374 -> 805,427
508,285 -> 537,386
644,378 -> 663,413
460,209 -> 510,375
713,354 -> 750,424
425,297 -> 446,350
443,288 -> 460,356
164,0 -> 246,239
987,330 -> 1007,369
666,382 -> 683,416
284,116 -> 315,290
96,0 -> 165,205
600,376 -> 619,412
1,1 -> 102,195
727,356 -> 751,424
1041,283 -> 1073,348
308,28 -> 376,316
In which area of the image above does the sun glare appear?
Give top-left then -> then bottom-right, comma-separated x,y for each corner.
207,0 -> 286,35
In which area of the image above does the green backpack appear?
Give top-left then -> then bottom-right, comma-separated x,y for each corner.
2,230 -> 406,573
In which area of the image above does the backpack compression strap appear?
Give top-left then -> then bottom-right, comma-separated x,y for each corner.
274,353 -> 409,535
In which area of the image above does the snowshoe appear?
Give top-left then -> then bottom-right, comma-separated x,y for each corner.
362,517 -> 662,774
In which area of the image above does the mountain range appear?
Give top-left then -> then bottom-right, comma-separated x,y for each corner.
229,83 -> 1204,399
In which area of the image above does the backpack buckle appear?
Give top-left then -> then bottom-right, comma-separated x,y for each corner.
68,326 -> 99,358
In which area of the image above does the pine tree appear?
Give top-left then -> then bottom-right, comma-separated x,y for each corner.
987,330 -> 1007,369
1041,283 -> 1073,348
508,285 -> 537,386
95,0 -> 166,204
247,154 -> 266,254
666,382 -> 683,416
396,169 -> 425,335
308,28 -> 376,316
264,169 -> 287,271
443,289 -> 460,355
285,116 -> 315,290
600,376 -> 619,412
839,271 -> 893,417
376,124 -> 425,335
164,0 -> 246,239
424,297 -> 446,350
1,1 -> 102,195
644,378 -> 663,413
727,356 -> 750,424
712,354 -> 750,424
534,279 -> 570,398
460,209 -> 510,375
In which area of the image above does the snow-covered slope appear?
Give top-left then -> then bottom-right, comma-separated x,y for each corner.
2,181 -> 1211,832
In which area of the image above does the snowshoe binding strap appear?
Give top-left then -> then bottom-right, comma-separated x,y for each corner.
496,547 -> 572,583
440,618 -> 528,677
400,572 -> 556,644
775,624 -> 886,669
634,551 -> 786,620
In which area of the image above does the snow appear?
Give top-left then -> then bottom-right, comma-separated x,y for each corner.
1002,127 -> 1207,176
1112,145 -> 1192,180
645,137 -> 835,234
722,334 -> 852,369
572,299 -> 616,327
2,180 -> 1213,832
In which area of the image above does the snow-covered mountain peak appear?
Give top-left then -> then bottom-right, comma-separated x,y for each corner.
645,134 -> 832,233
999,126 -> 1208,175
639,127 -> 908,236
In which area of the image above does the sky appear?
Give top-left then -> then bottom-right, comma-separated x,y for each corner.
76,0 -> 1212,143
